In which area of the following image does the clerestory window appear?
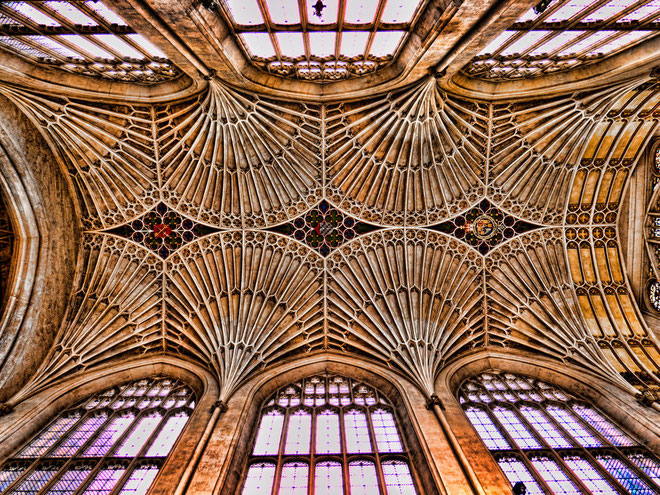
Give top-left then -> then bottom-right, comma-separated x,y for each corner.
459,371 -> 660,494
462,0 -> 660,81
0,377 -> 195,495
218,0 -> 426,80
240,374 -> 420,494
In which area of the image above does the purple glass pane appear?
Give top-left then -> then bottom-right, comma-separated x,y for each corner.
572,405 -> 635,446
596,455 -> 655,494
563,456 -> 616,494
627,453 -> 660,487
546,406 -> 601,448
0,466 -> 27,492
520,406 -> 571,448
83,415 -> 134,457
11,465 -> 59,494
47,465 -> 94,494
18,415 -> 81,457
84,466 -> 127,495
493,407 -> 541,449
52,414 -> 108,457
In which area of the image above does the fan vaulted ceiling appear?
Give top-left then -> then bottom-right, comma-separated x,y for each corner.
0,0 -> 659,408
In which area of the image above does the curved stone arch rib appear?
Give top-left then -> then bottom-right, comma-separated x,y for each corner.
327,228 -> 485,396
164,231 -> 325,401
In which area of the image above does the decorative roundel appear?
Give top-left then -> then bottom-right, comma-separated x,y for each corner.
649,280 -> 660,311
472,214 -> 498,240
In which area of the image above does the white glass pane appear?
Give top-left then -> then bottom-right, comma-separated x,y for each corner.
117,466 -> 159,495
84,467 -> 126,495
383,461 -> 416,495
115,416 -> 161,457
546,0 -> 592,22
546,406 -> 601,447
381,0 -> 421,23
493,408 -> 541,449
265,0 -> 300,24
315,462 -> 343,495
309,31 -> 336,58
316,411 -> 340,454
59,34 -> 114,58
125,34 -> 167,58
344,0 -> 378,23
276,32 -> 305,58
93,35 -> 144,59
530,457 -> 581,495
564,457 -> 617,494
464,407 -> 510,450
85,1 -> 127,25
520,406 -> 571,448
370,31 -> 404,57
307,0 -> 339,24
572,405 -> 635,446
501,31 -> 550,55
349,461 -> 379,495
284,411 -> 311,455
46,2 -> 95,26
344,410 -> 372,453
253,410 -> 285,455
530,31 -> 584,55
557,31 -> 613,55
241,32 -> 276,58
242,464 -> 276,495
479,31 -> 516,55
584,0 -> 633,22
225,0 -> 264,25
372,409 -> 403,453
621,1 -> 660,22
11,3 -> 59,26
279,462 -> 308,495
588,31 -> 651,55
497,458 -> 545,495
340,31 -> 369,57
84,416 -> 134,456
145,414 -> 188,457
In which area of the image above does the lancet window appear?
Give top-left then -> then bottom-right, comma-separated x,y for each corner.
459,371 -> 660,494
240,374 -> 419,494
0,377 -> 195,494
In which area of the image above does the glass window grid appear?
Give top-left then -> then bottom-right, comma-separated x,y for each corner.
0,1 -> 179,84
0,378 -> 195,495
462,0 -> 660,81
217,0 -> 426,81
241,374 -> 420,495
459,371 -> 660,494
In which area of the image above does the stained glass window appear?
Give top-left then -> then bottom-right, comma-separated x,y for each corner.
459,371 -> 660,494
0,377 -> 195,495
462,0 -> 660,81
218,0 -> 425,80
240,373 -> 419,494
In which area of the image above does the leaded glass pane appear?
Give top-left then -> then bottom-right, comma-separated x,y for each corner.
344,409 -> 372,453
242,463 -> 276,495
0,378 -> 194,495
314,461 -> 342,495
530,456 -> 581,494
382,460 -> 416,495
493,407 -> 541,449
572,405 -> 635,446
520,406 -> 571,448
315,410 -> 340,454
284,410 -> 311,455
349,461 -> 380,495
372,409 -> 403,453
279,462 -> 308,495
464,407 -> 510,450
628,453 -> 660,486
496,457 -> 545,495
546,406 -> 601,447
563,456 -> 616,494
597,455 -> 655,494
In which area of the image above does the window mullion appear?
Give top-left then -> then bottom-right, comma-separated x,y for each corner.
273,406 -> 292,495
339,405 -> 351,495
309,406 -> 317,495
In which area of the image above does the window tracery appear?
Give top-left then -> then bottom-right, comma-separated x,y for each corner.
218,0 -> 425,80
459,371 -> 660,494
0,1 -> 179,83
0,377 -> 195,495
646,142 -> 660,312
240,374 -> 419,494
462,0 -> 660,81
